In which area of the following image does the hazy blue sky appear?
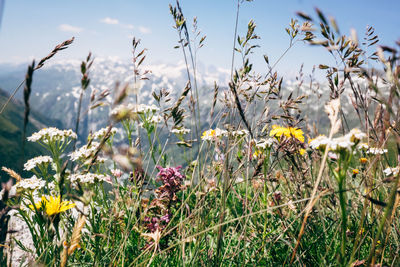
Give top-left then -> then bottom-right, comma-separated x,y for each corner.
0,0 -> 399,77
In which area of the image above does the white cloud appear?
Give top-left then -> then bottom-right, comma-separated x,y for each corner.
59,24 -> 83,33
100,17 -> 119,25
138,26 -> 151,34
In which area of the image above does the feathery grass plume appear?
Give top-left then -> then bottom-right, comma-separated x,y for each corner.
68,215 -> 86,255
1,167 -> 22,182
21,60 -> 35,170
170,1 -> 201,145
229,81 -> 253,139
72,52 -> 94,152
35,37 -> 75,70
169,82 -> 190,126
60,241 -> 68,267
210,81 -> 219,119
0,37 -> 74,115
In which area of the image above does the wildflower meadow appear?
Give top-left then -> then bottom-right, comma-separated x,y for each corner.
0,1 -> 399,266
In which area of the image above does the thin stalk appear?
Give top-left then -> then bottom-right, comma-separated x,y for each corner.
338,176 -> 347,264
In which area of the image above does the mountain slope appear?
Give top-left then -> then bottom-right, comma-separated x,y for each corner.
0,88 -> 62,180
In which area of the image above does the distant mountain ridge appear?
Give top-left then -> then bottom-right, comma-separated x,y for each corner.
0,58 -> 231,138
0,57 -> 378,147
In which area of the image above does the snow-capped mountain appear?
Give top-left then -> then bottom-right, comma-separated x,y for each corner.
0,57 -> 231,137
0,57 -> 387,140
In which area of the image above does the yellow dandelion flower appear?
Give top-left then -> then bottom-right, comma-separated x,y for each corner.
360,157 -> 368,164
269,125 -> 304,143
299,148 -> 306,155
352,169 -> 359,175
30,195 -> 75,216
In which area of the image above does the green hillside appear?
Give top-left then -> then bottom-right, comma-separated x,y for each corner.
0,88 -> 62,181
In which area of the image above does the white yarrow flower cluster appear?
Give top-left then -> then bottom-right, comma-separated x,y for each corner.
150,114 -> 163,124
366,147 -> 388,155
135,104 -> 159,113
171,127 -> 190,135
232,129 -> 249,137
24,156 -> 53,171
27,127 -> 77,144
16,175 -> 46,191
256,138 -> 274,149
69,173 -> 110,185
70,142 -> 101,161
91,127 -> 117,140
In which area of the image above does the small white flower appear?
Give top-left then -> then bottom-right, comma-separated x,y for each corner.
24,156 -> 53,171
171,127 -> 190,135
27,127 -> 77,144
69,173 -> 110,185
357,143 -> 369,151
47,182 -> 57,194
232,129 -> 249,137
136,104 -> 159,113
69,142 -> 100,161
366,147 -> 388,155
256,138 -> 274,149
215,128 -> 228,137
201,128 -> 227,141
150,115 -> 163,124
383,167 -> 399,177
97,157 -> 107,163
347,128 -> 366,142
16,175 -> 46,191
309,135 -> 330,150
91,127 -> 117,140
330,136 -> 354,151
